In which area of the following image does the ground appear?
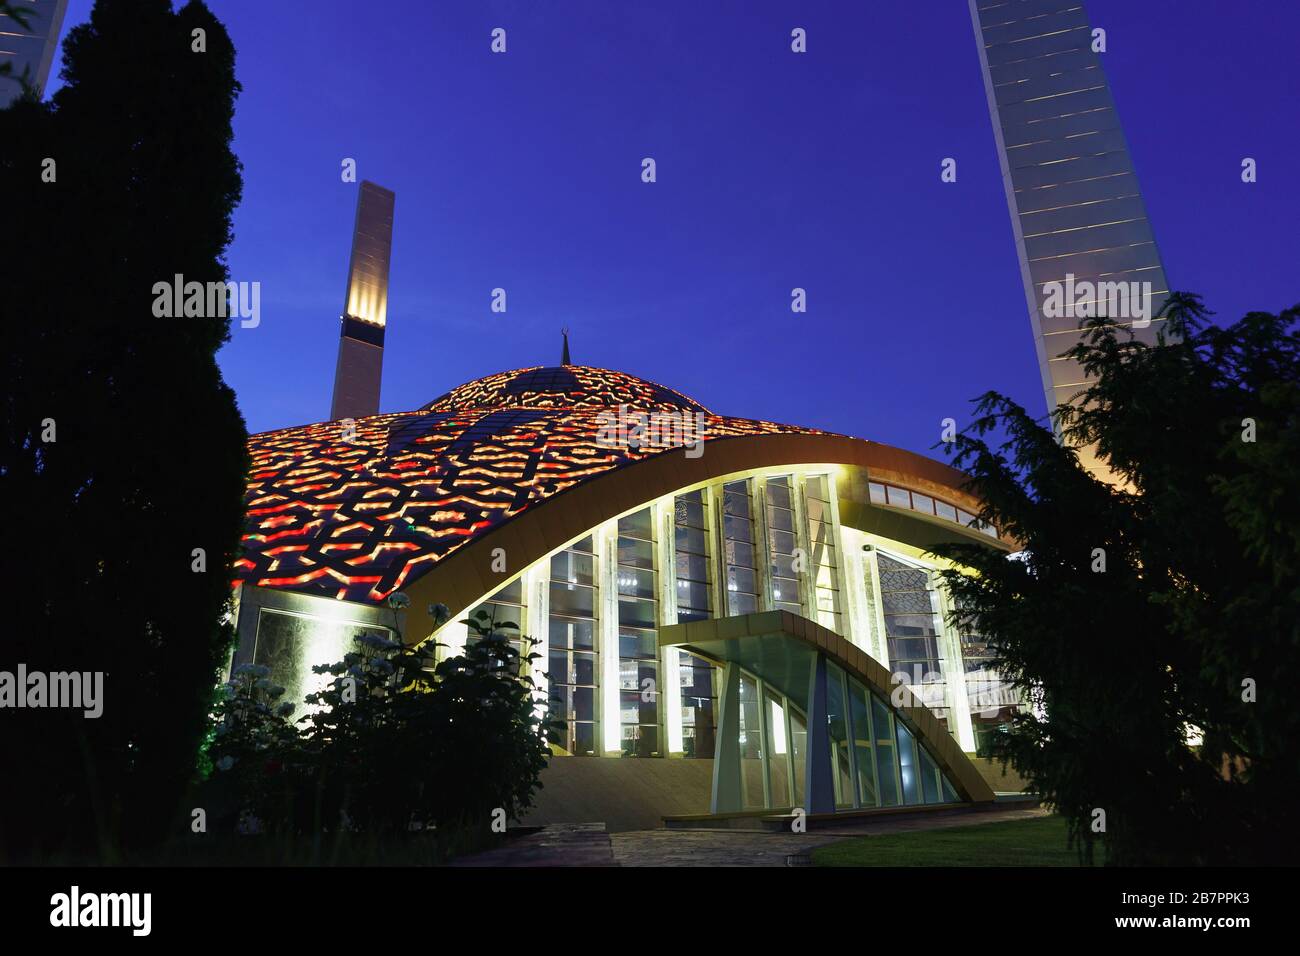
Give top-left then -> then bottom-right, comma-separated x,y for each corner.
455,804 -> 1069,867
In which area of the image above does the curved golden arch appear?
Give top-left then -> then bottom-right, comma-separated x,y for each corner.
400,431 -> 985,643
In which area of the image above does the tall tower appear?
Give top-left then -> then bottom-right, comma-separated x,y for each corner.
0,0 -> 69,106
969,0 -> 1170,471
330,181 -> 395,421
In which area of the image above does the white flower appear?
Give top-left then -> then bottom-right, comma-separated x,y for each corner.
233,663 -> 271,680
429,603 -> 451,625
387,591 -> 411,610
356,632 -> 401,652
216,755 -> 236,772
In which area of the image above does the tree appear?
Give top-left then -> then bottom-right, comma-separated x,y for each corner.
208,603 -> 554,853
932,293 -> 1300,865
0,1 -> 246,859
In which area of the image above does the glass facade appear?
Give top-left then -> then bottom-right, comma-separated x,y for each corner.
720,661 -> 961,813
393,466 -> 1016,770
548,536 -> 598,755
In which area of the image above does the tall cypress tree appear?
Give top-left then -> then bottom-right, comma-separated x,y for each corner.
0,0 -> 247,859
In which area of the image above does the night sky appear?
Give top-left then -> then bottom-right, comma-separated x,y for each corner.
51,1 -> 1300,456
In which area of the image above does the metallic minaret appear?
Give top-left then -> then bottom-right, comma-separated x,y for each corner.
0,0 -> 69,106
969,0 -> 1171,469
330,181 -> 395,421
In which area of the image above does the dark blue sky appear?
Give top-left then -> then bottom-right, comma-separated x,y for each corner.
53,1 -> 1300,456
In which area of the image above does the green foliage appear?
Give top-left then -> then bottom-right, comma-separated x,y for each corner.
208,604 -> 555,850
207,664 -> 298,827
0,1 -> 247,859
932,294 -> 1300,865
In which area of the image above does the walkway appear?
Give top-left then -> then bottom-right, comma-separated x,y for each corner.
454,805 -> 1048,867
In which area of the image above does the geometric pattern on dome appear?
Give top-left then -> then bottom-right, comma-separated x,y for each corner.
423,365 -> 711,415
237,384 -> 817,603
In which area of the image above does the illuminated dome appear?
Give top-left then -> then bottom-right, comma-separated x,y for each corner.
237,364 -> 818,602
424,365 -> 710,414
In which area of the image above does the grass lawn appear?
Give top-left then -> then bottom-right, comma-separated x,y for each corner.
812,815 -> 1099,867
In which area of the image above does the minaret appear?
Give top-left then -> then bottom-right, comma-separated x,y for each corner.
0,0 -> 69,107
968,0 -> 1170,475
330,181 -> 395,421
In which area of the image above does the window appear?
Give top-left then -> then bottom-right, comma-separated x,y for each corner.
869,480 -> 997,539
826,662 -> 854,808
765,690 -> 792,809
548,536 -> 598,755
846,678 -> 878,807
896,721 -> 921,805
618,509 -> 659,756
919,747 -> 943,804
804,474 -> 842,632
877,553 -> 947,722
674,490 -> 711,622
789,706 -> 808,807
721,480 -> 760,616
674,490 -> 715,757
955,599 -> 1021,756
678,652 -> 716,758
872,694 -> 900,807
253,609 -> 395,722
468,577 -> 528,672
737,673 -> 765,809
765,475 -> 803,614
